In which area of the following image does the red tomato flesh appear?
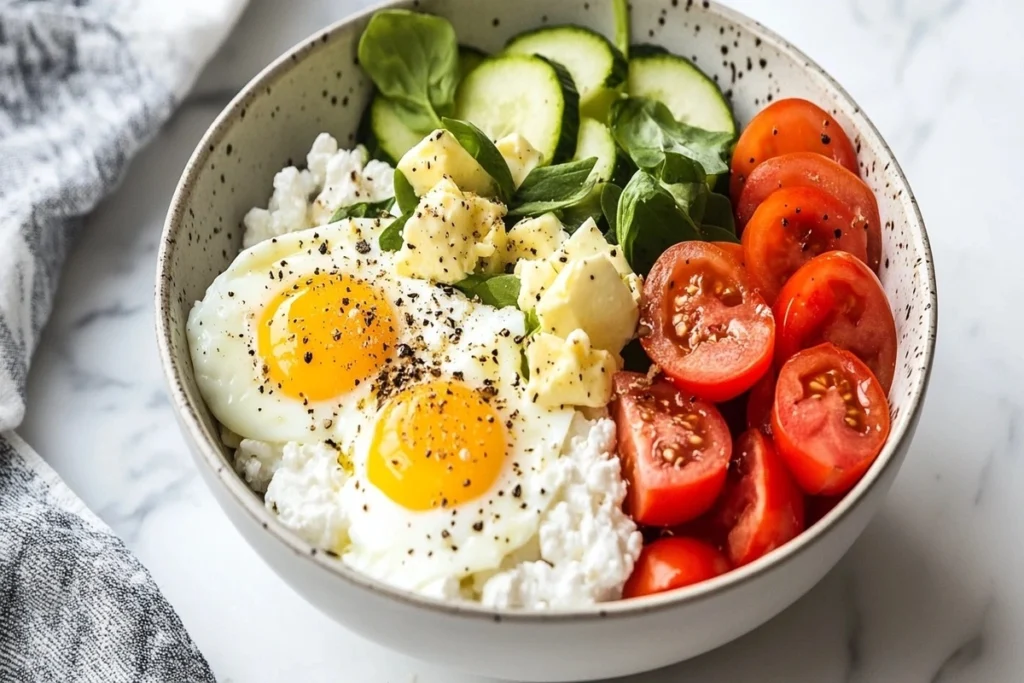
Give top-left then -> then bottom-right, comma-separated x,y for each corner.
715,430 -> 805,566
735,152 -> 882,272
774,251 -> 897,392
742,186 -> 868,305
712,241 -> 746,269
640,242 -> 775,402
730,98 -> 859,201
612,372 -> 732,527
771,343 -> 891,495
746,371 -> 776,437
623,537 -> 731,598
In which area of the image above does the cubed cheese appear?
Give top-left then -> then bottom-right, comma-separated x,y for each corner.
395,179 -> 507,284
515,258 -> 560,311
554,219 -> 632,277
495,133 -> 544,189
526,331 -> 619,408
534,254 -> 639,352
506,213 -> 568,263
398,130 -> 497,198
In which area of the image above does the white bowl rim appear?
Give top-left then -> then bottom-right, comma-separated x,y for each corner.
155,0 -> 937,623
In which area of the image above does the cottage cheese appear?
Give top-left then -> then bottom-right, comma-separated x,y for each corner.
263,441 -> 351,552
480,416 -> 642,608
241,133 -> 394,248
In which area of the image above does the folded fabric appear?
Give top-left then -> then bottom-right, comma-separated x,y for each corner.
0,1 -> 247,680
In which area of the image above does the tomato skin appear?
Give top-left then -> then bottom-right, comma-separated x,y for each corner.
730,98 -> 858,201
640,242 -> 775,403
715,430 -> 805,566
623,537 -> 731,598
741,186 -> 868,305
774,251 -> 897,392
771,343 -> 891,496
612,372 -> 732,527
712,241 -> 746,269
745,371 -> 776,436
735,152 -> 882,272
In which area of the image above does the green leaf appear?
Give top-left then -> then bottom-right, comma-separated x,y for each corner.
329,198 -> 396,223
702,192 -> 736,234
616,170 -> 700,274
610,97 -> 733,177
601,183 -> 623,239
357,10 -> 460,132
379,213 -> 412,252
508,158 -> 599,218
524,309 -> 541,336
452,273 -> 522,308
394,170 -> 419,214
701,223 -> 740,243
441,117 -> 516,202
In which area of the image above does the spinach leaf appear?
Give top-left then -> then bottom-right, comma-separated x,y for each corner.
441,117 -> 516,202
524,309 -> 541,336
329,197 -> 396,223
702,192 -> 736,234
508,157 -> 598,218
357,10 -> 460,132
616,170 -> 700,274
601,183 -> 623,239
394,170 -> 419,214
701,224 -> 740,243
379,212 -> 412,252
610,97 -> 733,177
452,273 -> 521,308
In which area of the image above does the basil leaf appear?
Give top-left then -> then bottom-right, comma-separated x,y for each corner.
601,183 -> 623,240
329,197 -> 396,223
701,223 -> 740,243
441,117 -> 515,202
379,212 -> 412,252
452,273 -> 521,308
508,158 -> 598,218
702,192 -> 736,234
610,97 -> 733,177
394,170 -> 419,214
357,10 -> 459,132
524,309 -> 541,336
616,170 -> 700,274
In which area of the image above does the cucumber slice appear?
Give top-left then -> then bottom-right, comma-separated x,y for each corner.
628,50 -> 736,135
455,54 -> 580,164
458,45 -> 488,80
505,25 -> 627,120
369,95 -> 425,163
573,118 -> 617,183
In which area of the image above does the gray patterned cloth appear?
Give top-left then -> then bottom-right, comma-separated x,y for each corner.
0,1 -> 246,680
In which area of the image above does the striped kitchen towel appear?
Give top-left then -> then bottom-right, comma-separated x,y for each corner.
0,1 -> 246,681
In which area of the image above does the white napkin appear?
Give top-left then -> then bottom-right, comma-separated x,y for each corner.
0,1 -> 246,680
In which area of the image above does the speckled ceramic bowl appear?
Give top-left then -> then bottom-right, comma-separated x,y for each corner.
155,1 -> 936,680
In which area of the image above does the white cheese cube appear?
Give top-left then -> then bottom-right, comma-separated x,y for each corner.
398,129 -> 497,198
526,331 -> 619,408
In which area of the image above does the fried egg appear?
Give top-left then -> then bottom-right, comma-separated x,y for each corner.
188,218 -> 577,589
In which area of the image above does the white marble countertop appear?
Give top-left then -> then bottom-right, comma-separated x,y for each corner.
20,0 -> 1021,680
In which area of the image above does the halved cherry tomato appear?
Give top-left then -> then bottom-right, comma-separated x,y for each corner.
612,372 -> 732,527
774,251 -> 897,392
623,537 -> 730,598
715,430 -> 805,566
746,371 -> 776,436
730,98 -> 858,201
771,343 -> 891,496
640,242 -> 775,402
735,152 -> 882,272
741,186 -> 868,304
712,241 -> 746,269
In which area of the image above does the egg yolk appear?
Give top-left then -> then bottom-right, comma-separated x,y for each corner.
258,274 -> 397,402
368,380 -> 507,511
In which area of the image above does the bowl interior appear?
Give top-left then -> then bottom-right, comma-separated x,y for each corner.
157,0 -> 935,616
